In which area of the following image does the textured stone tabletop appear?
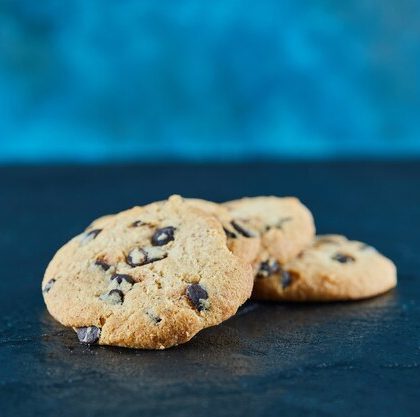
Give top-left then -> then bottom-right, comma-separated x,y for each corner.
0,162 -> 419,417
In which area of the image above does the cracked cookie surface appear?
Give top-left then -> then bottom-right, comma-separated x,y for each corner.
42,195 -> 253,349
252,235 -> 397,301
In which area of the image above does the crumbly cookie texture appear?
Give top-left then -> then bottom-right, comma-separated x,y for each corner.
223,196 -> 316,271
252,235 -> 397,301
186,198 -> 261,264
42,195 -> 253,349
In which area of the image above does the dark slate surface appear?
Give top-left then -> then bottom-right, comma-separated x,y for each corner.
0,162 -> 419,417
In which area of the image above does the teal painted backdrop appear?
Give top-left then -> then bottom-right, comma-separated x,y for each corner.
0,1 -> 419,161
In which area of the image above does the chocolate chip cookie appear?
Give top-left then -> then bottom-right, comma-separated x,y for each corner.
252,235 -> 397,301
223,196 -> 315,275
42,195 -> 253,349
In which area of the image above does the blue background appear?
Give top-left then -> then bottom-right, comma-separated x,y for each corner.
0,0 -> 419,162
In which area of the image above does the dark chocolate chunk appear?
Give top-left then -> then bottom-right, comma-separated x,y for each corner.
81,228 -> 103,245
257,260 -> 280,278
332,252 -> 356,263
76,326 -> 101,344
95,258 -> 111,271
151,226 -> 176,246
146,311 -> 162,324
126,247 -> 148,267
111,273 -> 135,285
130,220 -> 145,227
42,278 -> 56,294
100,289 -> 124,305
223,227 -> 237,239
108,289 -> 124,303
86,229 -> 102,239
126,247 -> 167,267
231,220 -> 255,238
280,269 -> 292,288
186,284 -> 208,312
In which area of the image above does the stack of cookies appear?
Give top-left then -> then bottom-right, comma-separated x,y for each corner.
42,195 -> 397,349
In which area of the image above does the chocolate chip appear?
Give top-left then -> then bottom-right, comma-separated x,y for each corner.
100,289 -> 124,305
126,247 -> 148,267
111,273 -> 135,285
130,220 -> 145,227
186,284 -> 208,312
146,311 -> 162,324
146,247 -> 168,263
151,226 -> 176,246
332,252 -> 356,263
86,229 -> 102,239
280,269 -> 292,288
42,278 -> 56,294
76,326 -> 101,344
223,227 -> 237,239
231,220 -> 255,238
81,229 -> 102,244
257,260 -> 280,278
95,258 -> 111,271
126,246 -> 167,267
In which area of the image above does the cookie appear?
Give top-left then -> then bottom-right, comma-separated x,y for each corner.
42,195 -> 253,349
186,198 -> 261,264
223,196 -> 316,271
252,235 -> 397,301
